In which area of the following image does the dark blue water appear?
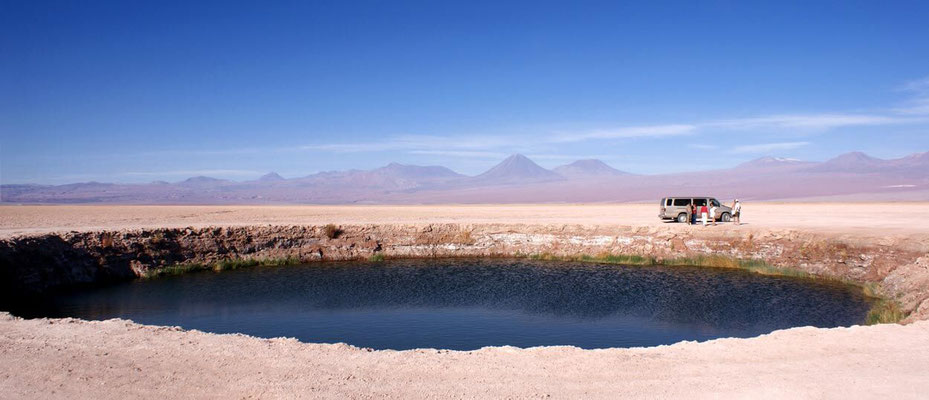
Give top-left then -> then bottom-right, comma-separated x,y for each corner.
13,259 -> 872,350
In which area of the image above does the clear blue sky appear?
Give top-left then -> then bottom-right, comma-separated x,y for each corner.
3,1 -> 929,183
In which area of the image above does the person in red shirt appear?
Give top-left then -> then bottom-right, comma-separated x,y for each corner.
700,204 -> 709,227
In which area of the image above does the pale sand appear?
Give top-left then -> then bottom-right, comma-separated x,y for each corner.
1,313 -> 927,399
3,203 -> 929,239
2,203 -> 929,398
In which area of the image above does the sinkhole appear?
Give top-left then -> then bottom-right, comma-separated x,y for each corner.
10,258 -> 872,350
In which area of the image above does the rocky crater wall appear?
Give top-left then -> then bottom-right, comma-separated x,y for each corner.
1,224 -> 927,321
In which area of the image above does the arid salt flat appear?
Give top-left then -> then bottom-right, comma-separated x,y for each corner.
3,202 -> 929,238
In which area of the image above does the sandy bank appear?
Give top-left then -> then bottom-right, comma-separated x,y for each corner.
1,312 -> 927,399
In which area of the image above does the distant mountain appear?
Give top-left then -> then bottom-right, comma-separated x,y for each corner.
737,156 -> 811,170
3,151 -> 928,204
284,162 -> 464,195
876,151 -> 928,170
894,151 -> 929,165
257,172 -> 285,182
553,159 -> 628,178
372,163 -> 463,180
806,152 -> 884,173
56,181 -> 115,190
176,176 -> 230,187
472,154 -> 563,185
805,151 -> 929,177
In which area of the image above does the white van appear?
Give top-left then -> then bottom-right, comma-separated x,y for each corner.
658,197 -> 732,223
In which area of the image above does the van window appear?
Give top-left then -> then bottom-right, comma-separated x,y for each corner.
665,198 -> 672,206
694,198 -> 707,206
711,199 -> 720,207
672,198 -> 690,206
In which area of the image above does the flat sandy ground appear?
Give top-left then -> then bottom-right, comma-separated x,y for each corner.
3,202 -> 929,239
1,313 -> 927,399
2,203 -> 929,398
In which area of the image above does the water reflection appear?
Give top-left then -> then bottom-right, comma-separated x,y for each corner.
11,259 -> 871,350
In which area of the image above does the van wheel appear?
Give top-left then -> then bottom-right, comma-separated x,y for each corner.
677,213 -> 688,223
721,213 -> 731,222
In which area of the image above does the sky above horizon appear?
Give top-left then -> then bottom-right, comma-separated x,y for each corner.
3,1 -> 929,184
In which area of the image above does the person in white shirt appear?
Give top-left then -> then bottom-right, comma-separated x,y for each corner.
731,199 -> 742,225
709,204 -> 718,226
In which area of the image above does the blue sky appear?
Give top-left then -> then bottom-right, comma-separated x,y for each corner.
2,1 -> 929,184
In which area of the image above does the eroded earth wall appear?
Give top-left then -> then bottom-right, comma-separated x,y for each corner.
1,224 -> 927,321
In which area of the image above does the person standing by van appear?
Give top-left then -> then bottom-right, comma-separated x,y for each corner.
732,199 -> 742,225
709,203 -> 718,226
690,203 -> 697,225
700,203 -> 709,227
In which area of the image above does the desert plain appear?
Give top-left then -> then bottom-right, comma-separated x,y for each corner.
4,202 -> 929,238
1,203 -> 928,399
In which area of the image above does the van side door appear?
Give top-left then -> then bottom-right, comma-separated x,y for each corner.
693,198 -> 708,214
671,198 -> 691,216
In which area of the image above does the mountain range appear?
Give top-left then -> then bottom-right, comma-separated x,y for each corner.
3,151 -> 928,204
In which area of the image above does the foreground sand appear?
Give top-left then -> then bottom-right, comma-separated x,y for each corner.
1,313 -> 927,399
2,203 -> 929,398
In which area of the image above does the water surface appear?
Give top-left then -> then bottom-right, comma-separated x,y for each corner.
14,259 -> 872,350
